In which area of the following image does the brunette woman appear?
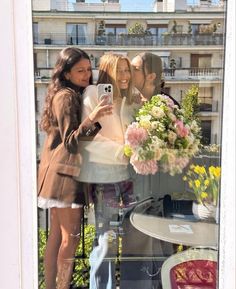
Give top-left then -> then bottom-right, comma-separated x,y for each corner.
37,47 -> 112,289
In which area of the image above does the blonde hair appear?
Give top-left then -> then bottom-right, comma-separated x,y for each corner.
97,53 -> 134,104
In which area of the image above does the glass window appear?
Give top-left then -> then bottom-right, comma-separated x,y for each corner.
198,87 -> 213,111
148,25 -> 168,45
105,25 -> 127,35
33,22 -> 38,44
201,120 -> 212,145
66,23 -> 87,45
34,2 -> 227,289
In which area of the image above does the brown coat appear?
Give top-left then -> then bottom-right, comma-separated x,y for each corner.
38,88 -> 96,205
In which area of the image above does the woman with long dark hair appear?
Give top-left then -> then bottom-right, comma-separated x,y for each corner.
131,52 -> 179,106
38,47 -> 112,289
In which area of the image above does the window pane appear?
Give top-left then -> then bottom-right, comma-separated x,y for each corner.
66,23 -> 87,45
34,1 -> 226,288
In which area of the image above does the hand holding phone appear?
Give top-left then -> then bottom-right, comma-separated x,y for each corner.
97,84 -> 113,104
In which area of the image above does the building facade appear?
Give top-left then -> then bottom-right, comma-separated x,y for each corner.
32,0 -> 226,159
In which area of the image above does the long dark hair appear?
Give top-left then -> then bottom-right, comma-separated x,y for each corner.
40,47 -> 93,133
138,52 -> 163,94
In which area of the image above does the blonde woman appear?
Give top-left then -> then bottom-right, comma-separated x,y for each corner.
77,53 -> 140,289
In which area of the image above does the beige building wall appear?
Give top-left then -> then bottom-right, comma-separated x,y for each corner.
33,9 -> 225,147
32,0 -> 51,11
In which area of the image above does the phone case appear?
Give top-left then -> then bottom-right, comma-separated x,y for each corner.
97,83 -> 113,104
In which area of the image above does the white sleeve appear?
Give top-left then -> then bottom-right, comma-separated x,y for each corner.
81,86 -> 127,165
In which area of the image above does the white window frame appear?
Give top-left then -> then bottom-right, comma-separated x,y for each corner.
0,0 -> 235,288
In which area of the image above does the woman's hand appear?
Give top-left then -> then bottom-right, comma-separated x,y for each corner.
132,91 -> 143,104
89,96 -> 113,123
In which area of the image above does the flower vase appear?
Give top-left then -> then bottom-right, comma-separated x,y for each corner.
192,202 -> 218,222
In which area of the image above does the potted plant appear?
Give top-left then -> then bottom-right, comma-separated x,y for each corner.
128,22 -> 146,45
183,164 -> 220,221
171,20 -> 177,34
96,20 -> 106,45
162,31 -> 170,45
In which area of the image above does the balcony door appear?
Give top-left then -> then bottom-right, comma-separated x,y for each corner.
148,25 -> 168,45
191,54 -> 212,68
66,23 -> 87,45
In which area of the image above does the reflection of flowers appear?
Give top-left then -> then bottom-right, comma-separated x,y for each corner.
183,165 -> 221,206
124,94 -> 201,175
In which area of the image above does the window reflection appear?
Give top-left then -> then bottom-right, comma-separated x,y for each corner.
33,0 -> 225,288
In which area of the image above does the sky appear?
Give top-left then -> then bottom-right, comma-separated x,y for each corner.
69,0 -> 220,12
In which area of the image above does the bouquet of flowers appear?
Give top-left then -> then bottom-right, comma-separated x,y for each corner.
183,165 -> 221,206
124,94 -> 201,175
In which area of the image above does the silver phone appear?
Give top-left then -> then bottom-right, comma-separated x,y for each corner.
97,83 -> 113,104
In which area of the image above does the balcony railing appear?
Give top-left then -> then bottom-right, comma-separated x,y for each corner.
35,67 -> 223,83
33,33 -> 224,47
163,67 -> 223,80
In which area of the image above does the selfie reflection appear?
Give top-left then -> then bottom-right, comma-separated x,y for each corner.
34,0 -> 224,288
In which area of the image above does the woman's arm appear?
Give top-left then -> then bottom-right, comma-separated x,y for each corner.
81,87 -> 127,164
52,89 -> 104,153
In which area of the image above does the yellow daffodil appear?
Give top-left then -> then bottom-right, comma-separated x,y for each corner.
123,145 -> 133,157
214,167 -> 221,178
194,179 -> 201,188
183,164 -> 221,206
193,165 -> 201,174
199,166 -> 206,174
200,192 -> 208,199
204,179 -> 209,186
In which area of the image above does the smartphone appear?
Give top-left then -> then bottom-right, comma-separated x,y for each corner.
97,83 -> 113,104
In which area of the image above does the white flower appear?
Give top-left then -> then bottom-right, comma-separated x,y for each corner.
151,136 -> 164,147
151,106 -> 165,119
190,120 -> 201,133
139,115 -> 152,130
167,112 -> 177,122
151,121 -> 159,130
168,130 -> 177,145
154,148 -> 162,160
157,122 -> 165,132
124,94 -> 201,176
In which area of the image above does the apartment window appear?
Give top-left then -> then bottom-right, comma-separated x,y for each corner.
33,52 -> 38,73
148,25 -> 168,44
66,23 -> 87,45
148,25 -> 168,36
28,3 -> 229,289
34,87 -> 39,113
33,22 -> 38,44
191,54 -> 212,68
35,120 -> 40,146
201,120 -> 212,145
105,25 -> 127,36
198,87 -> 213,111
191,24 -> 200,35
161,56 -> 169,69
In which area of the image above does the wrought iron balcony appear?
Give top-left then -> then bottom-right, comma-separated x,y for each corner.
33,32 -> 224,47
34,67 -> 223,85
163,67 -> 223,81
